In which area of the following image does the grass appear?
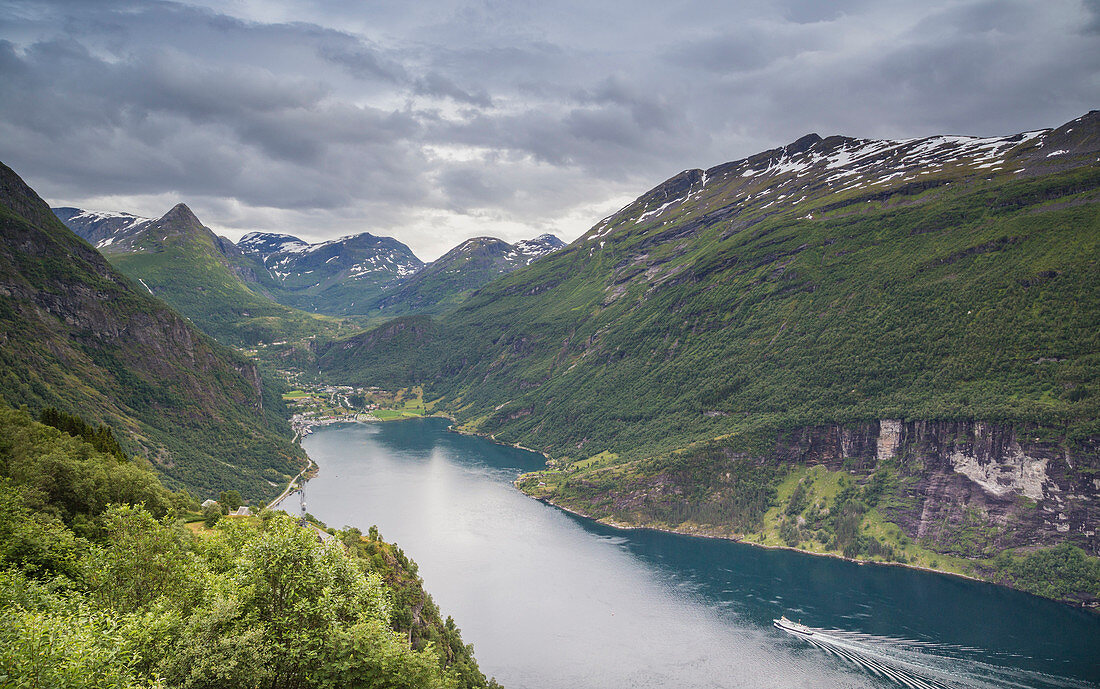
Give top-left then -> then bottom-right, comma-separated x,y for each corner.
571,451 -> 620,470
373,409 -> 424,421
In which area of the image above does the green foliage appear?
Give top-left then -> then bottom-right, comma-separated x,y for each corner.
202,503 -> 222,528
40,407 -> 128,461
335,525 -> 499,689
218,490 -> 243,511
0,575 -> 165,689
785,481 -> 810,516
0,404 -> 493,688
0,404 -> 174,525
0,484 -> 83,578
316,620 -> 453,689
995,545 -> 1100,601
86,505 -> 201,613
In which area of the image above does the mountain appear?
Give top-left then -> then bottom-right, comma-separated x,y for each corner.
53,206 -> 154,248
513,233 -> 567,261
316,113 -> 1100,600
58,204 -> 566,321
237,230 -> 563,317
1,161 -> 306,500
237,231 -> 424,315
55,203 -> 341,347
372,233 -> 566,316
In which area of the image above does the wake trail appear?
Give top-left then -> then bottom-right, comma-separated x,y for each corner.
777,623 -> 1095,689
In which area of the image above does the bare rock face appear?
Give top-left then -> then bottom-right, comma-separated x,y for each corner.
772,420 -> 1099,557
876,420 -> 903,460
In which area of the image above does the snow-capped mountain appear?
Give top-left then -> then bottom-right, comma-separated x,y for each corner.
371,233 -> 566,316
582,111 -> 1100,248
511,233 -> 567,265
236,232 -> 310,260
55,202 -> 563,317
237,231 -> 423,286
53,207 -> 154,249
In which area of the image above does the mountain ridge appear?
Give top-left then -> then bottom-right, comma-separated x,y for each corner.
1,161 -> 306,501
371,233 -> 567,316
59,204 -> 567,320
60,202 -> 343,346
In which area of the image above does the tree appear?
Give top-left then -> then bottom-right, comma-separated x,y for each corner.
87,504 -> 200,613
234,515 -> 391,688
203,502 -> 222,528
219,490 -> 244,512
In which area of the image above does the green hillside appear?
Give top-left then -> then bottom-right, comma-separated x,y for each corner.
320,120 -> 1100,460
0,162 -> 306,502
99,204 -> 343,347
371,235 -> 566,318
313,115 -> 1100,597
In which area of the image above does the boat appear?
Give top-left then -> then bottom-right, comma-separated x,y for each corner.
774,615 -> 815,637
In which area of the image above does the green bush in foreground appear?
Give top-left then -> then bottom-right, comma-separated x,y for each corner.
0,403 -> 494,688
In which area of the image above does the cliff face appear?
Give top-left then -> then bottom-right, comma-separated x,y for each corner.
773,421 -> 1098,556
520,416 -> 1099,603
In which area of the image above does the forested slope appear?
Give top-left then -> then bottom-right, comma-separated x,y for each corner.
320,113 -> 1100,458
64,203 -> 344,347
0,161 -> 305,502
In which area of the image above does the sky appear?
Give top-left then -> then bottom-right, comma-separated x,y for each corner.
1,1 -> 1097,261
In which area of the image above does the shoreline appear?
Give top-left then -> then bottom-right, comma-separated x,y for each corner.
297,417 -> 1098,611
293,410 -> 449,438
460,425 -> 1098,610
266,455 -> 316,511
518,484 -> 993,586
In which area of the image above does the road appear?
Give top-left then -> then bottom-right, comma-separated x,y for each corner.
266,456 -> 315,512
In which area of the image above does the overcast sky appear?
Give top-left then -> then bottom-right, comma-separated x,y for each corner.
1,0 -> 1097,260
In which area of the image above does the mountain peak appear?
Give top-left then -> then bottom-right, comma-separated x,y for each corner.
159,202 -> 202,227
785,132 -> 822,155
530,233 -> 565,247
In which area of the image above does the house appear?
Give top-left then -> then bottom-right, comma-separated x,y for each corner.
229,506 -> 252,517
200,499 -> 219,509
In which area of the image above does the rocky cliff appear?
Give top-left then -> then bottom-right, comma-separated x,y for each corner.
519,419 -> 1099,603
771,420 -> 1098,556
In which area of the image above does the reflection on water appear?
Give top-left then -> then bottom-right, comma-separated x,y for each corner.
302,420 -> 1100,689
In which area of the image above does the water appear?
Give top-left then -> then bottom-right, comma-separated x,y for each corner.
302,419 -> 1100,689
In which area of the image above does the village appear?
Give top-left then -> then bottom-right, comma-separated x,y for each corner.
282,382 -> 430,438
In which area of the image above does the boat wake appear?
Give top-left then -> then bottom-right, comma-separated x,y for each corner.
775,622 -> 1094,689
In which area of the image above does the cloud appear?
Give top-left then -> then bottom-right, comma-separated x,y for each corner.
0,0 -> 1097,260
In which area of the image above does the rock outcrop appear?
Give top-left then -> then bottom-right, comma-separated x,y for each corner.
772,420 -> 1098,556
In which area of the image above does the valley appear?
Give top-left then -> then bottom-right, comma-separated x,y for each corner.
4,4 -> 1097,687
2,107 -> 1099,688
307,112 -> 1100,607
39,112 -> 1100,608
283,382 -> 430,437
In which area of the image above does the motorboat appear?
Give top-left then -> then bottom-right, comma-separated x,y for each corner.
774,615 -> 814,637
